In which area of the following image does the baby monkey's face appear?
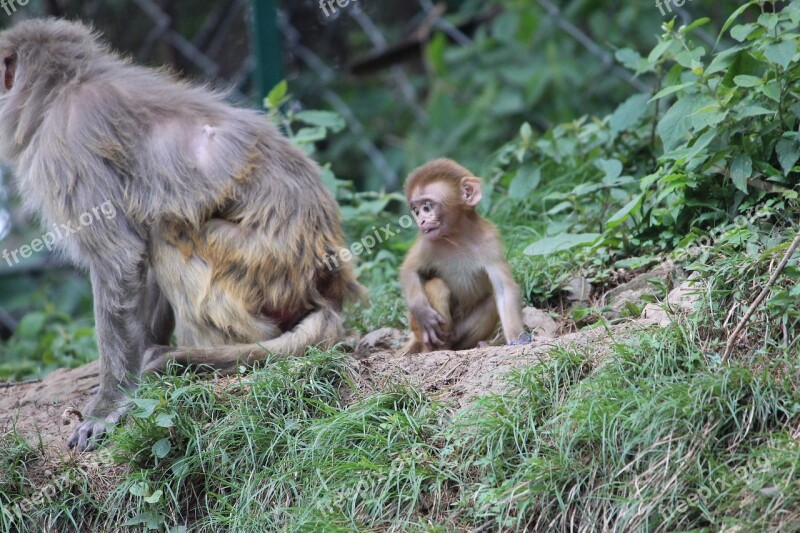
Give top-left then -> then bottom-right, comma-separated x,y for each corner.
408,182 -> 452,241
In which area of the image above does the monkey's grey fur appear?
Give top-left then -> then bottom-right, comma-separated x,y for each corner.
0,19 -> 364,451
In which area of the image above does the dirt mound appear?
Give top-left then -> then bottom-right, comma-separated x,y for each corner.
355,320 -> 649,406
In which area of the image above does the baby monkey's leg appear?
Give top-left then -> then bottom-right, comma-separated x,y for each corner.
402,278 -> 452,354
451,297 -> 500,350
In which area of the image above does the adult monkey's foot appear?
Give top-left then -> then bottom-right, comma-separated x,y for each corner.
67,401 -> 129,452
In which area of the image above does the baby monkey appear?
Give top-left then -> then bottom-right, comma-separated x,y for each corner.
400,158 -> 525,353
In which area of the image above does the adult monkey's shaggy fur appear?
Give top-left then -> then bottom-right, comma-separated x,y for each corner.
0,19 -> 364,451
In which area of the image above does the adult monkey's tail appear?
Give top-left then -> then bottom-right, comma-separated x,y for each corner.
142,306 -> 344,375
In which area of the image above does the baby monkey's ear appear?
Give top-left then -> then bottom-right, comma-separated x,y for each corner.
460,176 -> 482,207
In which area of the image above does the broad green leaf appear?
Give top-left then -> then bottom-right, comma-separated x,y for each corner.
730,23 -> 757,42
650,82 -> 695,102
265,80 -> 287,109
706,45 -> 747,75
762,80 -> 782,102
757,13 -> 780,31
606,194 -> 644,229
15,312 -> 46,340
129,482 -> 150,497
155,413 -> 174,428
733,75 -> 762,87
131,398 -> 159,418
616,48 -> 648,73
546,201 -> 572,215
144,489 -> 164,503
648,39 -> 674,63
295,111 -> 345,132
524,233 -> 601,256
731,154 -> 752,193
735,106 -> 775,119
776,138 -> 800,176
720,50 -> 765,88
719,2 -> 758,44
610,94 -> 650,137
292,126 -> 327,144
509,167 -> 541,199
765,40 -> 797,69
144,490 -> 163,504
690,104 -> 727,130
657,94 -> 707,151
152,438 -> 172,459
596,159 -> 623,182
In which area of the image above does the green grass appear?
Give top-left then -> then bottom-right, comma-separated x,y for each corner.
3,311 -> 799,532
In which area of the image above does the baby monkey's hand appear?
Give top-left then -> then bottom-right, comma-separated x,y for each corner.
411,303 -> 448,347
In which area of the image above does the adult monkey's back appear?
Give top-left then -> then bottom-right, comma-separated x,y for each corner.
0,19 -> 365,451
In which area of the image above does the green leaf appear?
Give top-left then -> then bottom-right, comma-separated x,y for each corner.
733,75 -> 762,87
144,490 -> 163,504
683,17 -> 711,34
264,80 -> 287,109
757,13 -> 780,31
689,104 -> 727,130
607,194 -> 644,229
731,154 -> 752,193
152,438 -> 172,459
657,94 -> 705,151
730,23 -> 757,42
295,110 -> 346,133
649,82 -> 695,102
648,40 -> 674,63
15,312 -> 46,340
509,167 -> 541,199
761,81 -> 782,102
706,45 -> 747,75
776,138 -> 800,176
596,159 -> 623,182
292,127 -> 327,144
155,413 -> 174,428
130,482 -> 150,497
426,32 -> 447,75
735,106 -> 775,119
609,94 -> 650,137
764,40 -> 797,69
131,398 -> 159,418
524,233 -> 601,256
615,48 -> 649,73
719,2 -> 758,44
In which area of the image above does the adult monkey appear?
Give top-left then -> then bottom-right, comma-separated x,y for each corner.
0,19 -> 364,451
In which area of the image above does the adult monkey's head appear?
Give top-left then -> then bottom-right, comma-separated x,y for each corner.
0,19 -> 109,159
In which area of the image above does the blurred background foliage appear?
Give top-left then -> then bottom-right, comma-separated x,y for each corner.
0,0 -> 797,379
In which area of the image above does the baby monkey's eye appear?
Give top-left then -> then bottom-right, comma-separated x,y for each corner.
421,202 -> 434,214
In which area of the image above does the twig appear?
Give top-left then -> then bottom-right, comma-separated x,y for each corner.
721,230 -> 800,363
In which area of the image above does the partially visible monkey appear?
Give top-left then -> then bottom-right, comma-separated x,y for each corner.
0,19 -> 364,451
399,159 -> 525,354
